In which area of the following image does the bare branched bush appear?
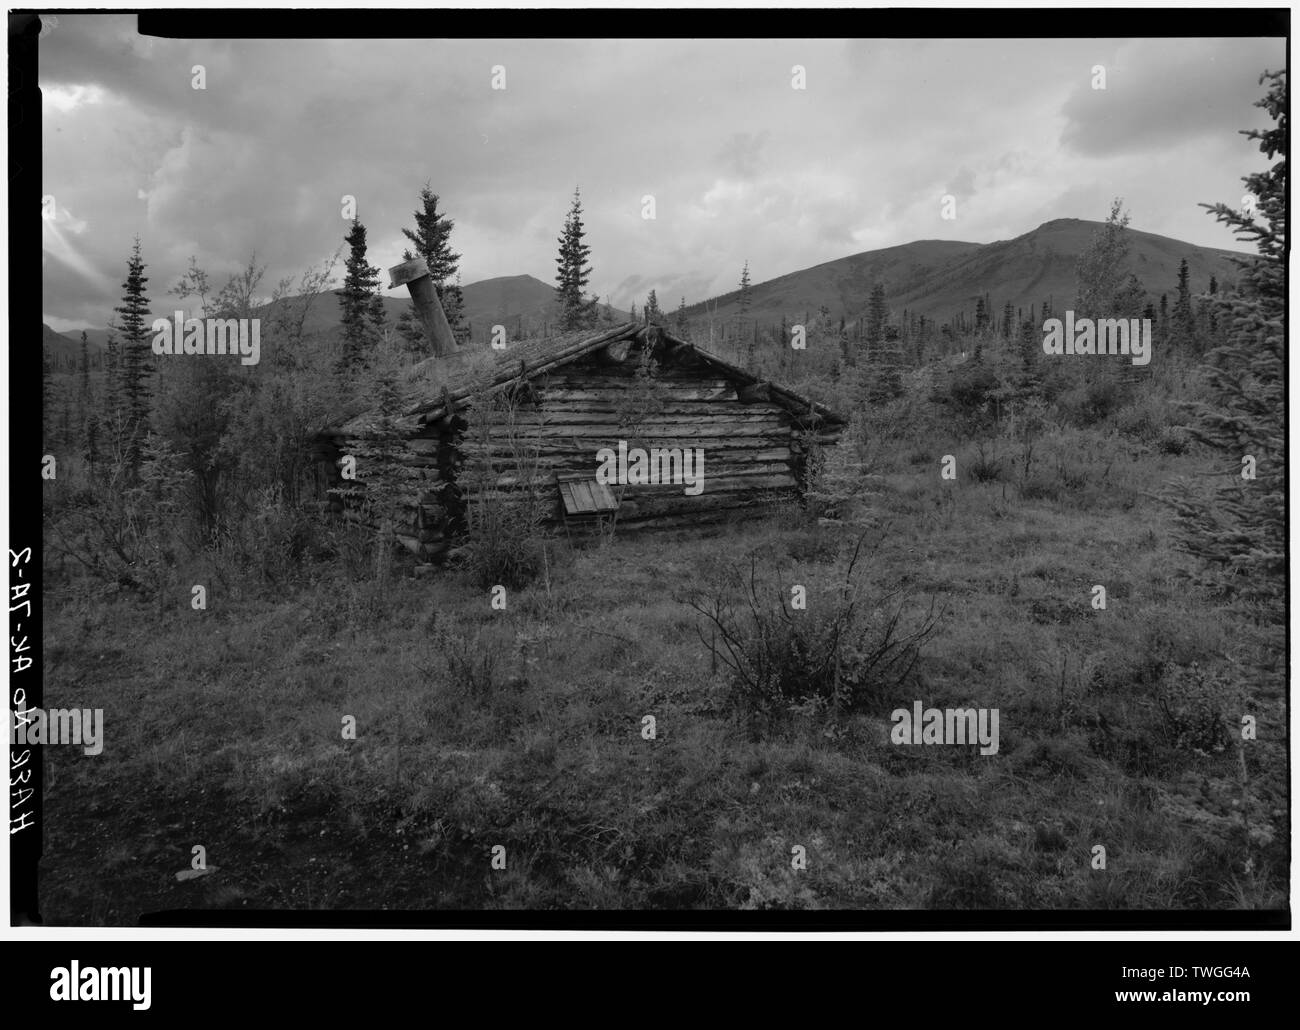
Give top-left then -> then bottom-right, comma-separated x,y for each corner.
598,339 -> 669,543
679,528 -> 944,727
48,424 -> 192,598
454,387 -> 549,589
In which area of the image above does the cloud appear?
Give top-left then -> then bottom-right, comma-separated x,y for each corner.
1060,38 -> 1285,157
947,167 -> 977,200
42,83 -> 105,113
716,131 -> 770,181
38,21 -> 1278,328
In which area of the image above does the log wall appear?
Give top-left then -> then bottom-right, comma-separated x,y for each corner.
317,344 -> 840,560
453,352 -> 814,532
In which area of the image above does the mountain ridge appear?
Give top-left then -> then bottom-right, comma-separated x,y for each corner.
46,219 -> 1248,347
683,218 -> 1247,328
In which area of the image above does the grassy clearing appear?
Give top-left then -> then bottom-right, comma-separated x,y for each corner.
38,425 -> 1287,919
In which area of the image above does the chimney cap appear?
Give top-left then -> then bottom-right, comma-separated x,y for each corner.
388,256 -> 430,290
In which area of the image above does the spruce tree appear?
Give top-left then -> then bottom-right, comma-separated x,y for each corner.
41,343 -> 51,449
865,282 -> 888,357
1018,315 -> 1040,385
114,237 -> 153,468
396,306 -> 426,350
1172,257 -> 1198,349
78,331 -> 91,430
401,184 -> 464,332
79,331 -> 99,473
1168,69 -> 1285,617
644,289 -> 662,325
868,324 -> 904,401
673,297 -> 691,339
331,363 -> 415,575
554,187 -> 598,331
104,327 -> 120,420
337,219 -> 384,373
733,261 -> 753,345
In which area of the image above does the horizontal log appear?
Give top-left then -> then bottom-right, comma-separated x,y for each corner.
616,471 -> 797,494
467,410 -> 788,429
457,444 -> 793,465
616,505 -> 782,531
613,490 -> 794,520
485,461 -> 792,488
402,325 -> 639,419
525,399 -> 785,417
466,470 -> 798,503
458,433 -> 792,453
394,534 -> 450,558
541,362 -> 729,376
534,385 -> 738,399
458,421 -> 792,440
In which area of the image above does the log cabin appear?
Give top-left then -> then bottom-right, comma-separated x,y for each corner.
312,261 -> 844,561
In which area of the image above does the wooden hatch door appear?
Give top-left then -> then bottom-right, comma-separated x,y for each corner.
556,472 -> 619,527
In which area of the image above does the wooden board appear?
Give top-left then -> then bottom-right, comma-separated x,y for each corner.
557,476 -> 619,516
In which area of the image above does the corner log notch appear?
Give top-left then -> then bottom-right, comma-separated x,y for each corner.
597,339 -> 633,364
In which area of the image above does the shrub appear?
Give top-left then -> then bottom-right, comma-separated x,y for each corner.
680,529 -> 943,726
935,361 -> 1000,422
1019,477 -> 1060,502
1056,376 -> 1123,427
1112,393 -> 1175,440
47,428 -> 192,598
1053,459 -> 1089,493
1155,425 -> 1191,455
427,623 -> 503,697
454,389 -> 549,590
210,485 -> 318,592
455,496 -> 547,590
966,443 -> 1003,483
1157,663 -> 1232,755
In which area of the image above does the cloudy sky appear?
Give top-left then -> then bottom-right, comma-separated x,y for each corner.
40,16 -> 1284,330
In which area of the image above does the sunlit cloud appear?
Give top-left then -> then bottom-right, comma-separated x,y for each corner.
38,16 -> 1283,328
42,83 -> 105,112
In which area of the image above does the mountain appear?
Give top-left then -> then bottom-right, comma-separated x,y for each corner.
250,273 -> 623,344
46,273 -> 582,364
457,274 -> 630,335
685,219 -> 1247,328
48,219 -> 1244,356
42,323 -> 109,371
459,274 -> 567,333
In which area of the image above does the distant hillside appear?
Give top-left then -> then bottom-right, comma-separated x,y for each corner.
43,323 -> 107,371
456,274 -> 630,337
460,274 -> 566,334
686,219 -> 1247,329
251,273 -> 625,345
51,219 -> 1243,358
